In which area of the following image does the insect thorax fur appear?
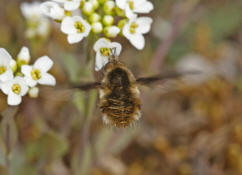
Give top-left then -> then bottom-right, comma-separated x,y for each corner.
99,56 -> 141,128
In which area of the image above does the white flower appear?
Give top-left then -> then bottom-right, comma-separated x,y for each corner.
94,38 -> 122,71
0,48 -> 14,82
17,46 -> 31,64
123,16 -> 152,50
116,0 -> 153,18
21,2 -> 50,38
1,77 -> 29,106
21,56 -> 56,87
104,26 -> 120,38
61,16 -> 91,44
52,0 -> 81,11
21,2 -> 43,19
40,1 -> 65,20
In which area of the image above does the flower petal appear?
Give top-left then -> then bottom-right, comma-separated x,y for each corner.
115,0 -> 126,9
24,77 -> 37,87
7,92 -> 22,106
64,1 -> 80,11
40,1 -> 64,20
111,42 -> 122,55
136,17 -> 153,34
21,65 -> 32,76
93,38 -> 110,52
0,48 -> 12,65
38,73 -> 56,86
61,17 -> 76,34
1,80 -> 12,95
67,33 -> 84,44
95,52 -> 109,71
15,77 -> 28,96
129,34 -> 145,50
133,1 -> 153,13
0,69 -> 14,82
33,56 -> 53,72
125,6 -> 136,19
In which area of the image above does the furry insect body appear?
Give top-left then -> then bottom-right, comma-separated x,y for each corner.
72,54 -> 199,128
99,57 -> 141,128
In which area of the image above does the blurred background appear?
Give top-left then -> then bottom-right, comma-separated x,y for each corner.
0,0 -> 242,174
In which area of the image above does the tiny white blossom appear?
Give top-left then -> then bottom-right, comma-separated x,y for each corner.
1,77 -> 29,106
21,2 -> 43,19
52,0 -> 81,11
123,16 -> 152,50
21,2 -> 50,38
116,0 -> 153,18
17,46 -> 31,64
0,48 -> 14,82
61,16 -> 91,44
21,56 -> 56,87
40,1 -> 65,20
94,38 -> 122,71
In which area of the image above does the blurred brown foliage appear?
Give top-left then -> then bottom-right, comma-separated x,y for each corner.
0,0 -> 242,175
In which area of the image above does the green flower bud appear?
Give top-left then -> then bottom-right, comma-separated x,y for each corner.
104,26 -> 120,38
98,0 -> 107,4
80,0 -> 86,7
82,2 -> 94,16
115,7 -> 126,17
28,87 -> 39,98
89,0 -> 99,10
103,15 -> 114,26
103,0 -> 115,15
118,19 -> 127,30
17,46 -> 31,65
92,22 -> 103,33
89,13 -> 101,23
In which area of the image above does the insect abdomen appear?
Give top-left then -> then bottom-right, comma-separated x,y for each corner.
100,89 -> 141,127
100,65 -> 141,127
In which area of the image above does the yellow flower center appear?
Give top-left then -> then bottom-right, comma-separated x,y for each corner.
0,66 -> 6,75
129,0 -> 134,10
12,84 -> 21,95
75,21 -> 85,33
31,69 -> 41,80
64,11 -> 72,16
100,48 -> 111,57
129,22 -> 139,34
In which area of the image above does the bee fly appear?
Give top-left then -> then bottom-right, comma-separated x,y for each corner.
74,49 -> 198,128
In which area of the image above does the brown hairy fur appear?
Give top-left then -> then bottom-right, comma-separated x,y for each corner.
99,59 -> 141,128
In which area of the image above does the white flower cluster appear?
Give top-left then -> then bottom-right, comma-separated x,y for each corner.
21,2 -> 50,39
39,0 -> 153,70
0,47 -> 56,106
